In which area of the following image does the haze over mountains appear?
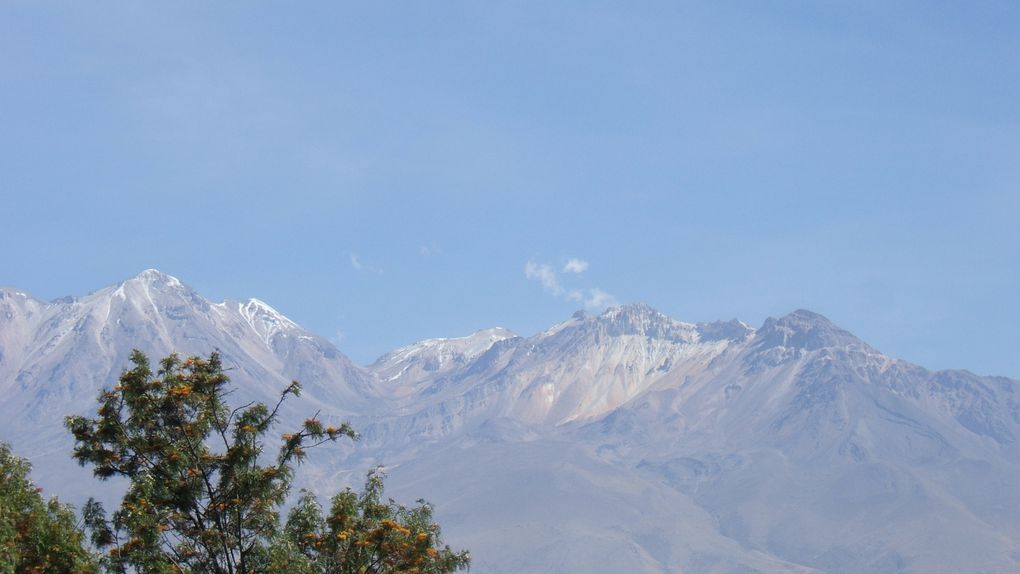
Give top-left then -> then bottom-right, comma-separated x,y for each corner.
2,270 -> 1019,573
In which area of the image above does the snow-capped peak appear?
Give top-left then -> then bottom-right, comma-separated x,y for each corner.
131,268 -> 185,288
108,269 -> 191,301
237,298 -> 300,345
370,327 -> 517,382
0,288 -> 36,301
378,327 -> 516,364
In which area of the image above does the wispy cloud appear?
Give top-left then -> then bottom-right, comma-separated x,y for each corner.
563,258 -> 589,274
524,261 -> 564,296
524,258 -> 617,311
330,329 -> 346,347
584,288 -> 618,309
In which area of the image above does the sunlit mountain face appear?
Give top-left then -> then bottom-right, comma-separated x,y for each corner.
3,271 -> 1019,573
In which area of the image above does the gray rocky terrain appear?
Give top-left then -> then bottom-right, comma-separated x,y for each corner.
2,270 -> 1019,573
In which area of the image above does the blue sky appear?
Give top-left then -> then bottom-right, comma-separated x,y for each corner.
1,2 -> 1018,376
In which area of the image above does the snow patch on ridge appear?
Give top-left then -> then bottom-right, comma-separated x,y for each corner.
238,298 -> 299,346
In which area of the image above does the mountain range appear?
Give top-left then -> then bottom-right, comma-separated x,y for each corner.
2,270 -> 1019,573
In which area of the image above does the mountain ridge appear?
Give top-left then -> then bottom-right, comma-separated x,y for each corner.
2,269 -> 1020,573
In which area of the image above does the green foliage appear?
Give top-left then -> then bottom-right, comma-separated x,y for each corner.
263,470 -> 469,574
0,442 -> 98,574
65,351 -> 468,574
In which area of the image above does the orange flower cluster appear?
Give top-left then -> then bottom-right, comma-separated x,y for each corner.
168,385 -> 192,397
380,519 -> 413,536
336,529 -> 353,541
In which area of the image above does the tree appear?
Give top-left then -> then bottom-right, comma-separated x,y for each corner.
65,351 -> 468,574
0,442 -> 98,574
263,471 -> 468,574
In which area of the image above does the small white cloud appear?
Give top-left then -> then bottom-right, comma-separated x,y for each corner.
584,288 -> 618,310
563,258 -> 589,274
525,261 -> 564,296
526,259 -> 618,310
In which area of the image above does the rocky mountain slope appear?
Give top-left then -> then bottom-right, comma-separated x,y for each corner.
0,270 -> 378,501
2,270 -> 1019,573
